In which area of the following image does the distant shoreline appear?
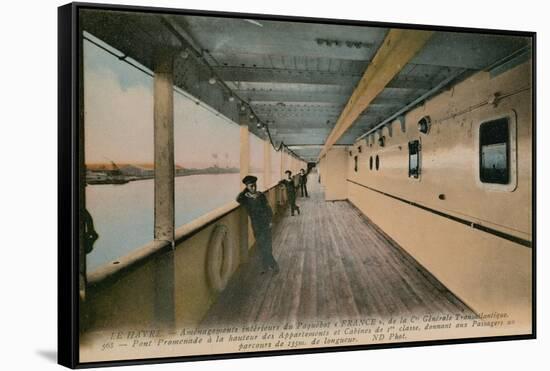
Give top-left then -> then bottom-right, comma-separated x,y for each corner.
86,169 -> 242,185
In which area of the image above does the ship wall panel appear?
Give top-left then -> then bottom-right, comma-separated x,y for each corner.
346,60 -> 532,327
173,210 -> 242,327
348,61 -> 532,237
84,260 -> 157,330
324,147 -> 349,201
319,157 -> 326,187
348,182 -> 532,327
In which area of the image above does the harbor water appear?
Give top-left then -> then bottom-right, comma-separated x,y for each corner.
86,173 -> 243,271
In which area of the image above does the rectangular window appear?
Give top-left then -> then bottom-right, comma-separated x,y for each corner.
479,118 -> 509,184
84,35 -> 155,271
408,140 -> 420,178
174,92 -> 241,229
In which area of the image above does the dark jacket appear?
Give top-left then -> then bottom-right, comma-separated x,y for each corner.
279,178 -> 297,199
236,190 -> 273,234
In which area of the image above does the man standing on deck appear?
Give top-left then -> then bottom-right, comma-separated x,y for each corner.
236,175 -> 280,274
299,168 -> 309,198
279,170 -> 300,216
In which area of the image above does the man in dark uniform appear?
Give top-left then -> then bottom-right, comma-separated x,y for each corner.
299,168 -> 309,197
236,175 -> 279,274
279,170 -> 300,216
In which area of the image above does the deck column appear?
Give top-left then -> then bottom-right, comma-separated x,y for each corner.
279,150 -> 284,181
239,106 -> 250,263
154,51 -> 175,242
153,49 -> 175,327
264,139 -> 271,189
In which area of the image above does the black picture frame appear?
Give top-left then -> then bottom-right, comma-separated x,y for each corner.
58,2 -> 536,368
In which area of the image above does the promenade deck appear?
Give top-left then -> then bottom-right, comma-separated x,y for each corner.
202,180 -> 473,327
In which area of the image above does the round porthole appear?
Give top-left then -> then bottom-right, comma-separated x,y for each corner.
375,155 -> 380,170
418,115 -> 431,134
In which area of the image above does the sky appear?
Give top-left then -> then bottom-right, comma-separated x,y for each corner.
83,35 -> 249,169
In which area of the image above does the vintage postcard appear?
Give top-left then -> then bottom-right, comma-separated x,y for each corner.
58,2 -> 534,367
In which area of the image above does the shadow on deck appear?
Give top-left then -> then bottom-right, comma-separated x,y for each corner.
201,179 -> 473,328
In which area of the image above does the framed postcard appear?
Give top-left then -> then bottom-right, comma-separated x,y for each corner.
58,1 -> 536,368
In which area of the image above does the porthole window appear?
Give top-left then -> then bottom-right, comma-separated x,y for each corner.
479,118 -> 509,184
369,156 -> 373,170
408,140 -> 421,178
354,156 -> 358,172
375,155 -> 380,170
417,116 -> 431,134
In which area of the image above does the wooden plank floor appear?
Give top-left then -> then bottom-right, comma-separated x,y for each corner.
201,179 -> 473,327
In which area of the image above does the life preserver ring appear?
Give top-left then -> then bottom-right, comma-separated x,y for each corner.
207,224 -> 234,292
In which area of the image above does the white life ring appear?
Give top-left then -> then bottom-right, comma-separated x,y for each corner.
207,224 -> 234,292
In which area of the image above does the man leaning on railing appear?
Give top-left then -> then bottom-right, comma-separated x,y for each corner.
236,175 -> 280,275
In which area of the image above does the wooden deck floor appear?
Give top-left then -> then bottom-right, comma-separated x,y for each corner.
201,180 -> 473,327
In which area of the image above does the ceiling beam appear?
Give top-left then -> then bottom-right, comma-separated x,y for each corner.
241,91 -> 352,103
318,29 -> 433,159
272,128 -> 332,134
218,66 -> 434,89
216,66 -> 362,85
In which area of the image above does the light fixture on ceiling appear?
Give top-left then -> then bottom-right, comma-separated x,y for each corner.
228,95 -> 235,102
208,77 -> 217,85
316,38 -> 373,49
244,19 -> 263,27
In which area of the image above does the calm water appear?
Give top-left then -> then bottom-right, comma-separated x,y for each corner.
86,173 -> 242,271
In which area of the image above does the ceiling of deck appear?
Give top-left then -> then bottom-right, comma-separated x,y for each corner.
81,8 -> 531,162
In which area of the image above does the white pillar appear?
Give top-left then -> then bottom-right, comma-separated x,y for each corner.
239,108 -> 250,187
154,51 -> 175,243
239,107 -> 250,263
279,150 -> 284,180
153,49 -> 175,328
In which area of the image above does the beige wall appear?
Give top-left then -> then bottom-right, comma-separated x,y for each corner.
319,157 -> 326,186
84,259 -> 158,330
324,147 -> 349,201
347,61 -> 532,327
173,211 -> 241,327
